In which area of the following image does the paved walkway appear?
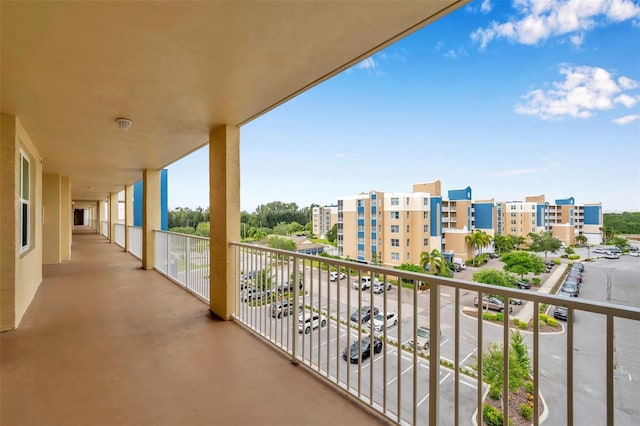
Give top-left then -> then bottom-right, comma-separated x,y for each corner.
517,263 -> 567,323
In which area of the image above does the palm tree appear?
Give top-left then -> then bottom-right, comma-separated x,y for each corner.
465,230 -> 491,266
419,249 -> 446,276
575,234 -> 588,247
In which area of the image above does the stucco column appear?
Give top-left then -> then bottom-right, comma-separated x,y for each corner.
142,169 -> 160,270
0,114 -> 17,331
209,125 -> 240,320
124,184 -> 133,252
42,173 -> 62,264
97,200 -> 104,234
109,192 -> 118,243
60,177 -> 71,261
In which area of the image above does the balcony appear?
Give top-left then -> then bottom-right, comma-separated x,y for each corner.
0,228 -> 383,426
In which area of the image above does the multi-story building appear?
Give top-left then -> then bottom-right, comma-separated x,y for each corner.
311,205 -> 338,239
338,182 -> 442,266
338,181 -> 603,267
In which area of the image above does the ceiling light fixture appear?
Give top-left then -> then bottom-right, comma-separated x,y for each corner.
115,117 -> 133,130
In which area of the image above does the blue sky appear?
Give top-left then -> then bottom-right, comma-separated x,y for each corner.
167,0 -> 640,213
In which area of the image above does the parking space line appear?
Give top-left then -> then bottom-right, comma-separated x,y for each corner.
417,392 -> 429,408
439,372 -> 451,385
387,364 -> 413,386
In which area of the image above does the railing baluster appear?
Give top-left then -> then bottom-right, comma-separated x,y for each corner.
429,282 -> 440,426
534,301 -> 540,426
567,306 -> 574,426
503,296 -> 510,425
454,287 -> 460,426
606,314 -> 614,426
477,290 -> 483,426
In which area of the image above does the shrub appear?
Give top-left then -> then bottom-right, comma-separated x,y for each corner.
525,380 -> 534,394
546,317 -> 559,327
569,254 -> 580,260
539,313 -> 549,322
489,385 -> 502,400
532,278 -> 541,285
518,321 -> 528,330
496,312 -> 504,321
483,404 -> 513,426
553,258 -> 561,265
513,317 -> 520,326
520,403 -> 533,421
483,313 -> 497,321
539,304 -> 547,314
560,254 -> 569,258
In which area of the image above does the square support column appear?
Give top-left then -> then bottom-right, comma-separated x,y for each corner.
124,184 -> 133,252
109,192 -> 118,243
209,125 -> 240,320
97,200 -> 104,234
61,177 -> 71,261
42,173 -> 62,264
142,169 -> 160,270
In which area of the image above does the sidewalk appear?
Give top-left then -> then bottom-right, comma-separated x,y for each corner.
517,263 -> 567,324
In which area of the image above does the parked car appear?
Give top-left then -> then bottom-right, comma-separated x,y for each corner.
561,281 -> 579,297
510,298 -> 523,305
352,276 -> 374,290
329,271 -> 347,281
572,262 -> 584,272
593,248 -> 606,254
516,280 -> 531,289
241,288 -> 269,302
408,326 -> 431,351
271,299 -> 295,318
554,291 -> 573,321
370,312 -> 397,332
630,251 -> 640,257
604,252 -> 620,259
298,311 -> 326,334
350,306 -> 379,323
342,336 -> 383,363
275,281 -> 303,293
474,296 -> 513,313
567,270 -> 582,283
372,280 -> 393,294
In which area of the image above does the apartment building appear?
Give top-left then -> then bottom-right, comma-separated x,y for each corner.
311,205 -> 338,239
338,183 -> 442,266
337,181 -> 602,267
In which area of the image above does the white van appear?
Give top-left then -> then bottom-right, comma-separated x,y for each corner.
298,311 -> 327,334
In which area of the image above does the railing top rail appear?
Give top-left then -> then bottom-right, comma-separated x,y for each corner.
127,225 -> 142,230
154,229 -> 211,242
230,241 -> 640,321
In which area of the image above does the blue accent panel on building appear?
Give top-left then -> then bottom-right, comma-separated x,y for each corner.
357,244 -> 365,251
473,203 -> 494,229
371,206 -> 376,214
160,169 -> 168,231
357,232 -> 364,238
430,197 -> 441,237
536,204 -> 545,226
133,180 -> 143,227
448,186 -> 472,201
371,220 -> 376,227
583,205 -> 601,225
371,233 -> 376,240
357,219 -> 364,226
133,169 -> 168,230
371,193 -> 376,200
555,197 -> 575,205
467,206 -> 471,230
357,206 -> 365,214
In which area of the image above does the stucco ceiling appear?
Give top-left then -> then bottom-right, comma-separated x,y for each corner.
2,1 -> 468,202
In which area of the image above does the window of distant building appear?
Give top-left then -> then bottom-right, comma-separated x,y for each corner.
423,238 -> 429,246
423,225 -> 428,233
391,211 -> 399,220
391,225 -> 399,233
406,239 -> 410,247
406,211 -> 410,219
423,212 -> 428,220
391,252 -> 400,261
406,198 -> 410,206
391,239 -> 399,247
391,197 -> 399,206
406,225 -> 410,233
423,198 -> 428,206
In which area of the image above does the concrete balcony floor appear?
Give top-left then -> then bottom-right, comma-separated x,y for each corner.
1,228 -> 384,426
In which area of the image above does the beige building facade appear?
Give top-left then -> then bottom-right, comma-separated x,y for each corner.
312,205 -> 338,239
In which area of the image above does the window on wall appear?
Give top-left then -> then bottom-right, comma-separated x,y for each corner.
423,225 -> 428,233
423,211 -> 428,220
391,211 -> 399,219
391,252 -> 400,261
406,238 -> 410,247
391,225 -> 399,233
423,198 -> 428,206
20,151 -> 30,253
391,197 -> 399,206
406,211 -> 410,219
391,239 -> 400,247
423,238 -> 429,246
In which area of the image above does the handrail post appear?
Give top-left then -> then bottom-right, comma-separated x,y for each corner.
291,255 -> 299,365
429,282 -> 440,425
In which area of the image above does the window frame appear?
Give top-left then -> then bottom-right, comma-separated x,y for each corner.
19,150 -> 31,253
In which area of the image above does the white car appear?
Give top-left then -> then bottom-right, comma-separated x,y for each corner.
352,276 -> 373,290
370,312 -> 397,332
629,251 -> 639,257
329,271 -> 347,281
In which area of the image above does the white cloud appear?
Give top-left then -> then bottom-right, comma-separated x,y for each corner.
481,0 -> 493,13
444,49 -> 458,59
357,57 -> 377,70
514,64 -> 640,120
612,114 -> 640,124
619,76 -> 640,89
333,153 -> 346,158
471,0 -> 640,48
489,167 -> 548,177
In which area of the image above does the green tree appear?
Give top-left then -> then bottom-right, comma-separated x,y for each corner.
419,249 -> 446,276
266,236 -> 296,251
610,236 -> 630,251
272,222 -> 291,235
528,231 -> 562,262
195,221 -> 210,237
500,251 -> 545,279
465,230 -> 491,266
492,234 -> 514,254
477,330 -> 531,394
472,269 -> 518,289
288,221 -> 305,235
575,233 -> 588,247
326,224 -> 338,243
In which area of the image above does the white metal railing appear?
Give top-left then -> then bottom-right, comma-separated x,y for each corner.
114,223 -> 125,248
154,230 -> 210,302
128,226 -> 142,260
101,220 -> 109,238
230,242 -> 640,426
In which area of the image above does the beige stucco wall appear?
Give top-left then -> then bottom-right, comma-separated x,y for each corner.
443,231 -> 472,261
43,173 -> 62,264
61,176 -> 71,261
1,115 -> 44,331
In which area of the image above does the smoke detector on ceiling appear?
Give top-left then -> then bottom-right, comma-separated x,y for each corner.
116,117 -> 133,130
